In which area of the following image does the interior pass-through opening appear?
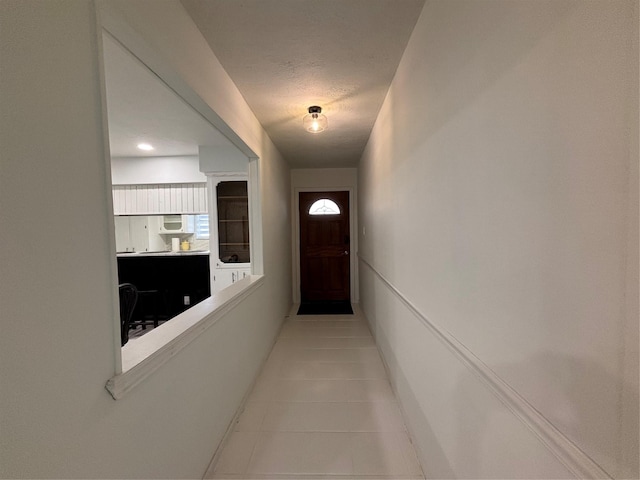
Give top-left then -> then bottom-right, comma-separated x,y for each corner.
99,25 -> 263,394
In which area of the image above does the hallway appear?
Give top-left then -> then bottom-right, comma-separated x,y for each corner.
207,306 -> 424,479
2,1 -> 637,478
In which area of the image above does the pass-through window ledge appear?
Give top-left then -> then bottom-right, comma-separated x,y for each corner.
106,275 -> 264,400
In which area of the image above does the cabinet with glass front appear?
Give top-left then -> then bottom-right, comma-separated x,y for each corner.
209,176 -> 251,293
216,180 -> 250,264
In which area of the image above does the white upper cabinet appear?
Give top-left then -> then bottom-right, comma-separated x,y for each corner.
114,216 -> 150,252
112,183 -> 208,215
158,214 -> 195,234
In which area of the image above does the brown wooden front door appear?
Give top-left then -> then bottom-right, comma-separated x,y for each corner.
299,191 -> 350,303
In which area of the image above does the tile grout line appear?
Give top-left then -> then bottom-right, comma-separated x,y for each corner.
214,311 -> 424,479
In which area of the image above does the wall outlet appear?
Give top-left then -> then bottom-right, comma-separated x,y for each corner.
183,295 -> 190,306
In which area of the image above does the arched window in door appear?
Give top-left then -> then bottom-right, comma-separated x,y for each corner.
309,199 -> 341,215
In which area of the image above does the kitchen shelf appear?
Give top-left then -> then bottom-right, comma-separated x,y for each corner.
216,180 -> 250,264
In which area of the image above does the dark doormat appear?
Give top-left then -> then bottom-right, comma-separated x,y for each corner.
297,301 -> 354,315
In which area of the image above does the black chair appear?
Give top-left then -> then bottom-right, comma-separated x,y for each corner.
132,289 -> 169,330
119,283 -> 138,346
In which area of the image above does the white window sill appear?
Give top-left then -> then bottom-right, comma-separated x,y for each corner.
106,275 -> 264,400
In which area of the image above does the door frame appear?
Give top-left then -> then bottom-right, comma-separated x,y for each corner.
292,186 -> 358,305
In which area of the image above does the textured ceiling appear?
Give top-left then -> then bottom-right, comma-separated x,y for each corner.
181,0 -> 425,168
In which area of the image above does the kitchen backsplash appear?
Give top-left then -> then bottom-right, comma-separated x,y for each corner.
115,215 -> 211,253
165,237 -> 209,251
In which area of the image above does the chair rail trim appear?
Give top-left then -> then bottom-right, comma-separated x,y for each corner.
358,256 -> 611,480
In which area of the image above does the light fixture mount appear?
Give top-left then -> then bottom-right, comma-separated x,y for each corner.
303,105 -> 328,133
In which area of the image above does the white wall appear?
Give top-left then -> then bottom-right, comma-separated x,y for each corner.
199,146 -> 249,174
111,155 -> 207,184
0,1 -> 291,478
291,168 -> 359,303
359,1 -> 638,479
291,168 -> 358,189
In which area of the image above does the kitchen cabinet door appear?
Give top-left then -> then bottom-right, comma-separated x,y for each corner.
212,268 -> 235,292
236,268 -> 250,281
212,267 -> 250,293
207,174 -> 251,294
129,216 -> 149,252
114,216 -> 154,252
114,216 -> 131,252
212,178 -> 250,264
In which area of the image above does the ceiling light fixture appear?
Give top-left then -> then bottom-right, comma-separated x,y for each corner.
303,106 -> 328,133
137,143 -> 154,151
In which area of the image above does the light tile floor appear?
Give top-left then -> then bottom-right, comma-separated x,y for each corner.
207,305 -> 424,480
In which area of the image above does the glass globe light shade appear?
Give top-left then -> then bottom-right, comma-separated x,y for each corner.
303,106 -> 328,133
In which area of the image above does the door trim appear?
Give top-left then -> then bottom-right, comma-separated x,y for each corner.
292,186 -> 358,305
